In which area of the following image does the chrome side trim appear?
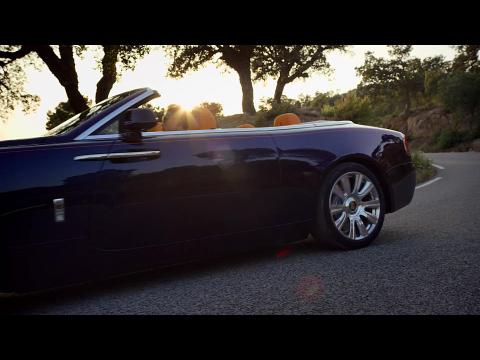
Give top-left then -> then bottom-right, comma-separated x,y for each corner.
106,151 -> 161,159
74,88 -> 158,141
74,153 -> 110,161
74,151 -> 160,161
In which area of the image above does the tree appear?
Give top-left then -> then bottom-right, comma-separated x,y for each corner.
320,90 -> 373,124
46,97 -> 96,130
198,101 -> 223,117
439,71 -> 480,130
164,45 -> 258,114
356,45 -> 446,113
0,45 -> 150,119
140,102 -> 165,120
0,46 -> 40,121
252,45 -> 347,103
47,100 -> 79,130
451,45 -> 480,73
95,45 -> 150,103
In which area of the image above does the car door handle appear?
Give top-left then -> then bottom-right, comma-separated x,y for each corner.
74,151 -> 161,161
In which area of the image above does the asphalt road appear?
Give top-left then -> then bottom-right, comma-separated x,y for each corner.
3,152 -> 480,315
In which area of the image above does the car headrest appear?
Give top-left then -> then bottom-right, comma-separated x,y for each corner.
190,107 -> 217,130
147,122 -> 164,132
273,113 -> 301,126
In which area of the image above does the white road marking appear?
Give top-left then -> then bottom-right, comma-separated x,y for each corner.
432,164 -> 445,170
416,176 -> 443,189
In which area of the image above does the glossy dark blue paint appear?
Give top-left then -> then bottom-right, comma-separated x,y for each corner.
0,89 -> 415,294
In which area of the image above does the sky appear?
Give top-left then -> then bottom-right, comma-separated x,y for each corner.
0,45 -> 457,140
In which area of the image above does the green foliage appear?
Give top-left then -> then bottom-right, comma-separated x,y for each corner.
252,46 -> 345,82
438,72 -> 480,129
451,45 -> 480,73
198,102 -> 223,117
411,151 -> 435,183
356,46 -> 447,113
433,129 -> 470,150
46,98 -> 92,130
256,96 -> 299,126
320,91 -> 376,124
0,46 -> 40,121
298,91 -> 340,109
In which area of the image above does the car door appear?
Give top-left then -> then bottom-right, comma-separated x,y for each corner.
90,129 -> 281,274
0,137 -> 113,292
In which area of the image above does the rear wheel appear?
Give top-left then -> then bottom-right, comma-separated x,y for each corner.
312,162 -> 386,250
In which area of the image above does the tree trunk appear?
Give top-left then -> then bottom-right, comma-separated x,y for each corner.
33,45 -> 89,114
236,64 -> 256,115
221,46 -> 256,115
95,46 -> 119,102
273,80 -> 286,104
95,71 -> 116,103
64,84 -> 89,114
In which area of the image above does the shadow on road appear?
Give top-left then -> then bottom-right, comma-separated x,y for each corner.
1,226 -> 407,315
1,237 -> 342,314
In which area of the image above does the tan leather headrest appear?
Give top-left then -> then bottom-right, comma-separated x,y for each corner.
273,113 -> 301,126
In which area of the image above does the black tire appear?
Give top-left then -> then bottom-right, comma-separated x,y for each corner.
312,162 -> 386,250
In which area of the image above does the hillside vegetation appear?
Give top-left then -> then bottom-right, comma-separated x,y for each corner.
221,45 -> 480,152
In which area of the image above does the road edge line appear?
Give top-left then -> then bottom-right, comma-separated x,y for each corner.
415,176 -> 443,190
432,164 -> 445,170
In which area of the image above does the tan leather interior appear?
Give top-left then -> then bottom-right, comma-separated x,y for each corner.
273,113 -> 301,127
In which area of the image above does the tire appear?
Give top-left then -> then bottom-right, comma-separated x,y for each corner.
312,162 -> 386,250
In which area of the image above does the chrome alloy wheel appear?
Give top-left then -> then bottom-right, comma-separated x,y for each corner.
328,171 -> 381,241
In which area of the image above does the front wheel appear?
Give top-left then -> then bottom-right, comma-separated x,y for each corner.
312,162 -> 386,250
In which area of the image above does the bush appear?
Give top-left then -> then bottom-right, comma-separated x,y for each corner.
411,151 -> 435,183
320,92 -> 377,125
46,98 -> 92,130
256,96 -> 299,127
438,72 -> 480,129
433,129 -> 468,150
198,102 -> 223,117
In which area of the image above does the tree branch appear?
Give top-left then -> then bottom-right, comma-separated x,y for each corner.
0,45 -> 34,60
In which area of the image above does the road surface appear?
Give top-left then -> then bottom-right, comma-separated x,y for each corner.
3,152 -> 480,314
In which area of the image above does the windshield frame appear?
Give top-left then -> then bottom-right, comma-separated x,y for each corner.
44,88 -> 158,138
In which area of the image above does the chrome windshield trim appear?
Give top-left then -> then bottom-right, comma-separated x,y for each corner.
73,88 -> 157,141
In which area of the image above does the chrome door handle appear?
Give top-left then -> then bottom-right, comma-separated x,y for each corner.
74,151 -> 161,161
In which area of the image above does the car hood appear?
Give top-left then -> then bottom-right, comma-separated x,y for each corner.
0,135 -> 59,150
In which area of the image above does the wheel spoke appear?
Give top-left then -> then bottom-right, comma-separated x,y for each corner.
362,210 -> 378,224
361,199 -> 380,209
348,218 -> 356,239
335,212 -> 347,229
353,173 -> 364,194
332,184 -> 345,200
330,203 -> 344,215
340,175 -> 351,195
356,219 -> 368,237
358,180 -> 373,198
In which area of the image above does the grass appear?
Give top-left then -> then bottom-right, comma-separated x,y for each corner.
412,151 -> 436,184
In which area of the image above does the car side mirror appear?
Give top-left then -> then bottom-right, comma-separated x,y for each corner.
119,108 -> 159,142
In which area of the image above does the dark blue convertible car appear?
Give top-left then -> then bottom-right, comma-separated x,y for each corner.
0,88 -> 415,295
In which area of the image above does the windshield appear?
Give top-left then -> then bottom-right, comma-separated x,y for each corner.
44,91 -> 139,136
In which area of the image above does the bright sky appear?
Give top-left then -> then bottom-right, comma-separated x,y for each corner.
0,45 -> 456,140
